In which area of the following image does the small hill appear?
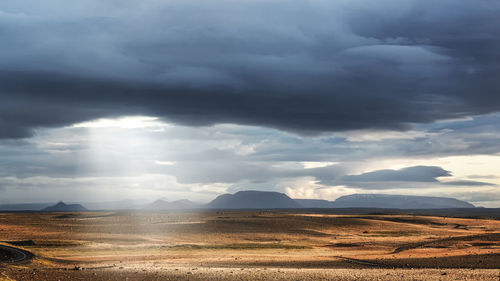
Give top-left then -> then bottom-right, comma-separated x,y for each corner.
331,194 -> 475,209
207,190 -> 303,209
146,199 -> 198,210
41,201 -> 87,212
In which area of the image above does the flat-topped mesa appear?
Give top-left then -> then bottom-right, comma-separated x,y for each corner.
331,194 -> 475,209
207,190 -> 303,209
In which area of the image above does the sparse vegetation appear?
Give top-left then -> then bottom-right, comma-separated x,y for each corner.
1,211 -> 500,280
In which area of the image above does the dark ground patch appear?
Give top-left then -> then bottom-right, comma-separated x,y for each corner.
323,243 -> 359,248
393,233 -> 500,253
4,240 -> 35,246
376,253 -> 500,269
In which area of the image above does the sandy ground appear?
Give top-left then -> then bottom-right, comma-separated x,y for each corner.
1,211 -> 500,280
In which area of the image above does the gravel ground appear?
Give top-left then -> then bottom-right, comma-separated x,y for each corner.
2,267 -> 500,281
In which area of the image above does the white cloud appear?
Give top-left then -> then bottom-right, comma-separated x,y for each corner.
301,161 -> 339,169
73,116 -> 165,129
339,130 -> 437,142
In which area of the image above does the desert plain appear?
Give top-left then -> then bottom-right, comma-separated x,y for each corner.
1,211 -> 500,280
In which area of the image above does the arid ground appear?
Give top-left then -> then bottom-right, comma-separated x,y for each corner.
1,211 -> 500,280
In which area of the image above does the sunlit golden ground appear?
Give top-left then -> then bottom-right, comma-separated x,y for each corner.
1,211 -> 500,280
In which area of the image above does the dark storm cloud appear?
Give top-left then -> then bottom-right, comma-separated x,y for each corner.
0,0 -> 499,138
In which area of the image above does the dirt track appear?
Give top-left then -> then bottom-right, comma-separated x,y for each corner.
0,244 -> 33,263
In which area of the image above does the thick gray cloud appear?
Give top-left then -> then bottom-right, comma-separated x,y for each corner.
0,0 -> 499,138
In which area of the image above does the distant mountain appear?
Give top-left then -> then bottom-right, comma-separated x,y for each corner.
41,201 -> 88,212
3,192 -> 474,212
82,199 -> 150,210
294,199 -> 335,208
206,191 -> 474,210
331,194 -> 475,209
146,199 -> 199,210
0,203 -> 52,211
207,190 -> 303,209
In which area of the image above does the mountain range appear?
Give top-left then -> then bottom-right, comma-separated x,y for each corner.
0,190 -> 476,211
206,191 -> 475,209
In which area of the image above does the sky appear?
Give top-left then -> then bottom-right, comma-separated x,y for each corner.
0,0 -> 499,206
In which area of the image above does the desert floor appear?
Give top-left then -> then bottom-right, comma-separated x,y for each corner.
1,211 -> 500,280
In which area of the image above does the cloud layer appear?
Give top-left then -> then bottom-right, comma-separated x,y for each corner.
0,0 -> 499,138
1,114 -> 499,205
